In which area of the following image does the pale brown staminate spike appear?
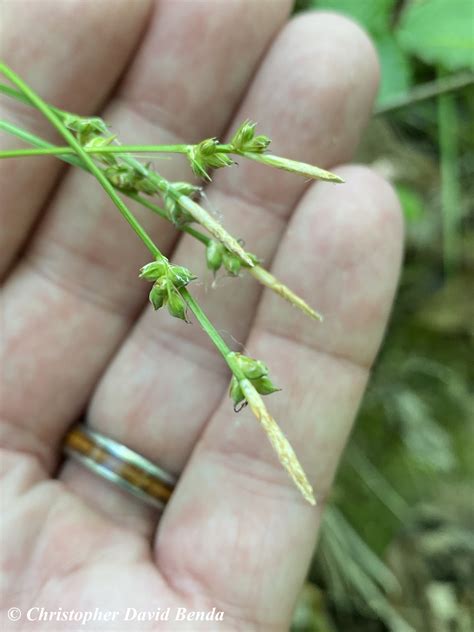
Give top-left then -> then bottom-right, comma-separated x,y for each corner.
250,266 -> 323,321
177,196 -> 255,268
242,152 -> 344,183
240,379 -> 316,505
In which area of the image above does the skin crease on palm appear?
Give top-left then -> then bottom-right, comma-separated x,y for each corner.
0,1 -> 403,630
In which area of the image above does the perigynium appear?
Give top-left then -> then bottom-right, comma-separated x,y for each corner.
0,61 -> 345,505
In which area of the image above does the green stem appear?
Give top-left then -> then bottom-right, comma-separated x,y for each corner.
115,148 -> 255,267
0,82 -> 67,116
1,81 -> 340,185
1,84 -> 321,313
0,121 -> 83,169
437,86 -> 461,275
181,224 -> 211,246
0,120 -> 212,247
179,288 -> 230,357
215,143 -> 234,153
0,82 -> 30,105
0,64 -> 237,373
129,193 -> 210,245
0,69 -> 322,506
0,145 -> 191,158
376,70 -> 474,115
180,288 -> 244,378
0,63 -> 160,258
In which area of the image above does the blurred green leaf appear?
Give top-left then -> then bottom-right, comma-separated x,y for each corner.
394,391 -> 457,473
376,33 -> 413,104
308,0 -> 396,36
318,507 -> 414,631
395,184 -> 425,222
304,1 -> 413,105
438,90 -> 462,274
397,0 -> 474,71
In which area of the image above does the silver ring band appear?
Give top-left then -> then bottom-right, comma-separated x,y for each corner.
63,424 -> 177,509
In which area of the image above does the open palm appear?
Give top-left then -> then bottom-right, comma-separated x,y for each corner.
1,1 -> 403,630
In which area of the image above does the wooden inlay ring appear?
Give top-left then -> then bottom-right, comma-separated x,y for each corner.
63,424 -> 177,509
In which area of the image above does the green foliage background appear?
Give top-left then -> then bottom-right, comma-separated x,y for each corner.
292,1 -> 474,631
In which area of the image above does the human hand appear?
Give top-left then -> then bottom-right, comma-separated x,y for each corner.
1,1 -> 403,630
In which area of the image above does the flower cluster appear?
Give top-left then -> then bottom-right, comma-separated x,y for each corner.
64,114 -> 164,195
205,239 -> 260,276
230,120 -> 271,154
65,112 -> 258,266
63,114 -> 107,145
228,352 -> 280,410
140,257 -> 196,321
187,138 -> 234,181
103,163 -> 159,194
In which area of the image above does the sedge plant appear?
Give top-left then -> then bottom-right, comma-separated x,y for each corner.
0,62 -> 345,505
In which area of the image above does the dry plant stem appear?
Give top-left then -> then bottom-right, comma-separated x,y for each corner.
130,192 -> 210,245
182,290 -> 316,506
0,83 -> 342,183
134,194 -> 320,321
1,64 -> 315,505
239,379 -> 316,505
250,265 -> 323,321
241,151 -> 344,183
95,144 -> 256,268
0,123 -> 322,321
175,194 -> 254,266
0,143 -> 344,183
0,83 -> 333,317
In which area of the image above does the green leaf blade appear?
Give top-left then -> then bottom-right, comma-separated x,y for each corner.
376,32 -> 413,105
309,0 -> 396,37
396,0 -> 474,71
